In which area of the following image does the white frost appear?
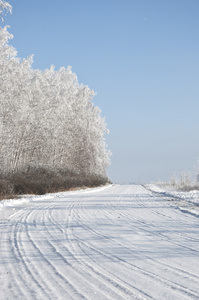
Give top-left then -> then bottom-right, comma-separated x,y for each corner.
0,184 -> 199,299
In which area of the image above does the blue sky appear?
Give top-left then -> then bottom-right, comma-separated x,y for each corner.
5,0 -> 199,183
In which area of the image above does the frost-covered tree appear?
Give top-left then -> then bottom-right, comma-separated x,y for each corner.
0,0 -> 12,21
0,1 -> 110,188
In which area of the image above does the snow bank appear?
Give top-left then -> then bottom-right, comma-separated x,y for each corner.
0,184 -> 113,209
146,183 -> 199,217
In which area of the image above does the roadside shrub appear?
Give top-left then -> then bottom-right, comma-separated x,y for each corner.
0,177 -> 14,199
0,167 -> 110,199
170,171 -> 199,191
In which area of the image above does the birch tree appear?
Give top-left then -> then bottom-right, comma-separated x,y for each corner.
0,1 -> 110,184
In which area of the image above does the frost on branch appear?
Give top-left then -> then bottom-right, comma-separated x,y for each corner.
0,24 -> 111,192
0,0 -> 12,21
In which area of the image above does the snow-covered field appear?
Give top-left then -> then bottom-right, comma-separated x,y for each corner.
0,184 -> 199,300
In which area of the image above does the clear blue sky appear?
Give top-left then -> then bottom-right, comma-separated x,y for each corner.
5,0 -> 199,183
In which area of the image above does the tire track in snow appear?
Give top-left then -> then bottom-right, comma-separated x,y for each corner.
41,202 -> 100,300
47,201 -> 132,300
65,199 -> 153,300
106,192 -> 199,290
115,197 -> 199,253
107,190 -> 199,255
5,204 -> 81,300
10,209 -> 51,299
76,217 -> 199,300
72,191 -> 199,299
25,203 -> 85,300
25,205 -> 78,300
1,215 -> 28,300
1,184 -> 199,299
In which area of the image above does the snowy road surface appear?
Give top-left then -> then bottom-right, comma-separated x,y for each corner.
0,184 -> 199,300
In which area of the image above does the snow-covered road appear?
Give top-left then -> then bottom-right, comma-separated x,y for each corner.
0,184 -> 199,300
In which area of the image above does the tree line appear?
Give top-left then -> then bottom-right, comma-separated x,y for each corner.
0,1 -> 111,196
